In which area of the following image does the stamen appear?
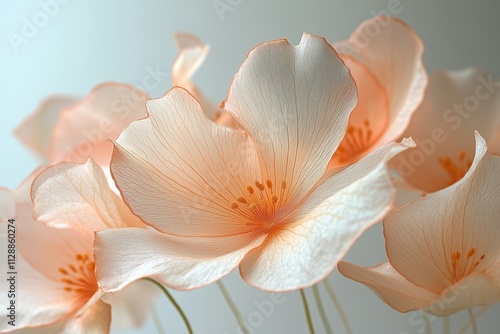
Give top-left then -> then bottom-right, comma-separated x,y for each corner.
467,248 -> 476,258
271,195 -> 278,204
255,181 -> 265,191
230,202 -> 239,210
246,186 -> 254,194
236,196 -> 248,204
266,180 -> 273,189
281,180 -> 287,189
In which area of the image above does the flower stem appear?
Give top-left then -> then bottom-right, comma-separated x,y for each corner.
458,307 -> 487,334
300,289 -> 315,334
442,316 -> 450,334
151,303 -> 166,334
216,280 -> 250,334
312,284 -> 333,334
144,278 -> 193,334
423,312 -> 432,334
323,280 -> 353,334
467,307 -> 478,334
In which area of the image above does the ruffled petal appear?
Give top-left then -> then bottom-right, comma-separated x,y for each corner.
50,83 -> 148,165
334,16 -> 427,144
385,133 -> 500,294
338,261 -> 438,313
32,159 -> 144,231
424,273 -> 500,316
240,161 -> 397,291
111,87 -> 262,237
171,32 -> 221,120
13,95 -> 79,161
394,68 -> 500,192
223,32 -> 357,204
94,227 -> 266,291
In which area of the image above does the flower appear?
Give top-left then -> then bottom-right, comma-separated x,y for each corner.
14,83 -> 149,166
171,32 -> 222,121
392,68 -> 500,193
95,33 -> 411,292
329,16 -> 427,167
338,132 -> 500,316
0,160 -> 154,333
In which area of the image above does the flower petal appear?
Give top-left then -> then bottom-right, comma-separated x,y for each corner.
338,261 -> 438,313
223,32 -> 357,203
425,273 -> 500,316
50,83 -> 148,165
240,161 -> 398,291
394,68 -> 500,192
104,281 -> 158,330
334,16 -> 427,144
13,95 -> 79,161
171,32 -> 222,121
385,133 -> 500,294
63,300 -> 111,334
111,87 -> 262,237
32,159 -> 143,231
94,227 -> 266,291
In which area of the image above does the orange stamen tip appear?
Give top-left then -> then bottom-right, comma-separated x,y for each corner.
281,180 -> 287,189
249,203 -> 256,210
255,181 -> 265,191
230,202 -> 239,210
467,248 -> 476,258
246,186 -> 254,194
58,268 -> 69,275
236,196 -> 248,204
271,195 -> 278,204
266,179 -> 273,188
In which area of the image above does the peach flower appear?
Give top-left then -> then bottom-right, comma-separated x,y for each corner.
339,132 -> 500,316
95,33 -> 411,292
392,68 -> 500,193
329,16 -> 427,167
171,32 -> 222,121
14,83 -> 148,166
0,161 -> 154,333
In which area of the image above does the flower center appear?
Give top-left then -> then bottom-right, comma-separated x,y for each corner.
450,247 -> 485,283
59,253 -> 98,300
230,179 -> 287,230
438,150 -> 472,186
334,119 -> 374,164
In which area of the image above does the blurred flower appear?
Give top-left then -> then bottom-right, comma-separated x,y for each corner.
329,16 -> 427,167
171,32 -> 223,121
392,68 -> 500,193
0,160 -> 155,333
339,132 -> 500,316
14,83 -> 148,166
96,33 -> 411,293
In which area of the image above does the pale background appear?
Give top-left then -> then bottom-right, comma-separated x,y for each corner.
1,0 -> 499,333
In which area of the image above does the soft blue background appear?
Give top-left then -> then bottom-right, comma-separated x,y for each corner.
1,1 -> 499,333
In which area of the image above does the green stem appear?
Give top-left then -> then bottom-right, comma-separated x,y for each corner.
144,278 -> 193,334
300,289 -> 315,334
216,280 -> 250,334
467,307 -> 478,334
312,285 -> 333,334
151,303 -> 166,334
458,307 -> 487,334
323,280 -> 353,334
442,316 -> 450,334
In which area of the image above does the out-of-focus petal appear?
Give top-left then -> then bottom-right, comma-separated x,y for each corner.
338,261 -> 438,313
31,159 -> 144,231
13,96 -> 79,161
240,162 -> 397,291
95,228 -> 266,291
223,32 -> 357,205
111,87 -> 262,237
334,16 -> 427,144
50,83 -> 148,165
394,68 -> 500,192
